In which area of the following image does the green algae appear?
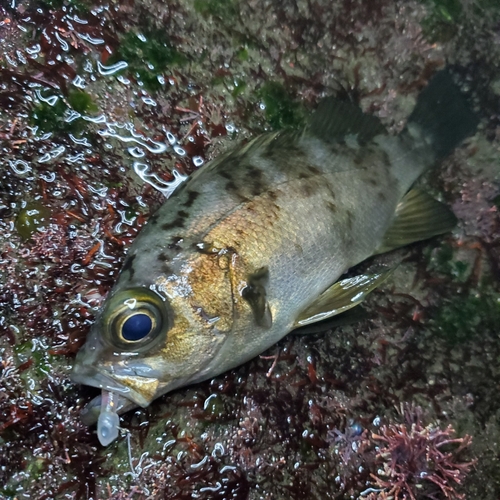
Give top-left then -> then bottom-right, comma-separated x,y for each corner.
236,47 -> 249,61
30,89 -> 95,135
203,394 -> 225,418
15,202 -> 51,240
420,0 -> 500,42
431,291 -> 500,346
426,243 -> 470,282
420,0 -> 463,43
30,98 -> 87,135
67,89 -> 97,115
110,30 -> 185,92
194,0 -> 238,20
258,81 -> 307,130
230,78 -> 247,97
212,75 -> 248,97
492,194 -> 500,210
30,99 -> 69,135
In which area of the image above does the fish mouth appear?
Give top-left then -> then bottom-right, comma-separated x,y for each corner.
71,324 -> 163,419
72,361 -> 161,407
71,338 -> 168,431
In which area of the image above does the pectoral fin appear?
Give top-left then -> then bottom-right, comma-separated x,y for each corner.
376,188 -> 457,254
242,267 -> 273,328
295,270 -> 393,327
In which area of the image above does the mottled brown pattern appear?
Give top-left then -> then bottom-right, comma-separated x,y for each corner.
161,216 -> 186,230
184,252 -> 235,332
121,253 -> 136,279
326,201 -> 337,213
183,190 -> 200,207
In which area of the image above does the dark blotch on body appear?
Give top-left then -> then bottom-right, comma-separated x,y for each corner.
157,253 -> 174,275
225,181 -> 250,202
183,190 -> 200,208
162,216 -> 186,231
301,179 -> 318,198
219,171 -> 233,180
326,202 -> 337,213
149,212 -> 160,225
298,166 -> 321,180
346,210 -> 354,230
121,254 -> 136,279
353,151 -> 365,166
158,252 -> 169,262
168,236 -> 183,250
247,168 -> 268,196
307,166 -> 321,175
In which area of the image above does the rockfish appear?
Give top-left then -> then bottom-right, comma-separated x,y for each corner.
72,70 -> 478,445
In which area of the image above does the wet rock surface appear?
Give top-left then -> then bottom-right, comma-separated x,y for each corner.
1,0 -> 499,498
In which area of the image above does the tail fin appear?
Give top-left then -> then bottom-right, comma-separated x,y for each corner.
406,70 -> 479,159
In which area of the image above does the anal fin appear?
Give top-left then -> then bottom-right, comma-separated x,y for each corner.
293,307 -> 369,335
294,270 -> 393,327
376,188 -> 457,254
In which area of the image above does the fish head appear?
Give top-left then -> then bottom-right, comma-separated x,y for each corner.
72,246 -> 241,411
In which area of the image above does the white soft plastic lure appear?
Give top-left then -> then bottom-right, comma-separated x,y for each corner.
97,390 -> 120,446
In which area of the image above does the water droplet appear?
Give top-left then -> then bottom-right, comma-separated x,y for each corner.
97,60 -> 128,76
9,159 -> 31,175
173,145 -> 185,156
192,156 -> 204,167
77,33 -> 105,45
166,131 -> 177,144
142,96 -> 157,106
128,146 -> 145,158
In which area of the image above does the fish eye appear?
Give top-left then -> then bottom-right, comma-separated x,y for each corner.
103,288 -> 169,348
121,312 -> 154,341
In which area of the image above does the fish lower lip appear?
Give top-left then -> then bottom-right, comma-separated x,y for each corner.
72,361 -> 161,408
71,364 -> 131,396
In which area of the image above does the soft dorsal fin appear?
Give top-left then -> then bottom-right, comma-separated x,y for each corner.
294,270 -> 393,327
376,188 -> 457,254
241,267 -> 272,328
307,97 -> 387,145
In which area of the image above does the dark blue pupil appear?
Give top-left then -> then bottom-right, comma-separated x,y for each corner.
122,313 -> 152,341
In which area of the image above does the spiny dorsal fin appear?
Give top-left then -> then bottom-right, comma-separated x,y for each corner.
294,270 -> 393,327
376,188 -> 457,254
242,267 -> 272,328
307,98 -> 387,145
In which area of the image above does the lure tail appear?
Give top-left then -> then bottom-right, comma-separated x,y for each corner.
405,69 -> 479,160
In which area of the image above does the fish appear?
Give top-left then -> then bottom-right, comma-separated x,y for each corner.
71,70 -> 478,445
